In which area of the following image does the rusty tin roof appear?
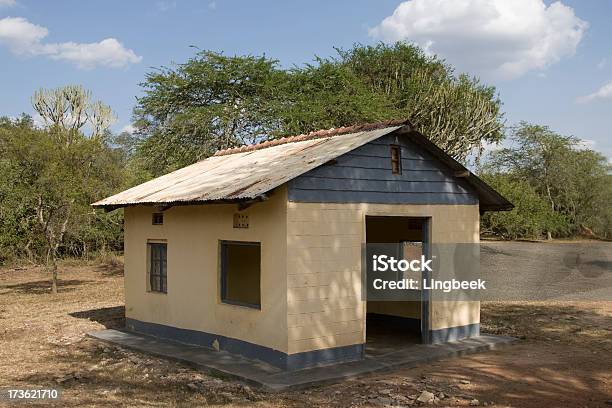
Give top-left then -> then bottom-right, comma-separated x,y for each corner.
92,124 -> 403,207
93,120 -> 513,211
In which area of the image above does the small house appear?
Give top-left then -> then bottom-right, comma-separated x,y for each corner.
93,120 -> 512,370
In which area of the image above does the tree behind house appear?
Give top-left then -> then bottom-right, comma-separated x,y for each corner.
32,85 -> 116,141
481,122 -> 612,239
0,117 -> 124,292
131,43 -> 504,176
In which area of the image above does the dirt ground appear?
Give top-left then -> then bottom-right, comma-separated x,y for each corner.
0,246 -> 611,407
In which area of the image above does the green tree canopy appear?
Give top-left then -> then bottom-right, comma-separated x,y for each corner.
332,43 -> 503,158
133,43 -> 504,176
481,122 -> 612,239
134,52 -> 286,174
0,116 -> 125,290
480,174 -> 568,240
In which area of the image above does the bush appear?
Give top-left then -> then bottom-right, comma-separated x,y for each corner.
481,173 -> 569,240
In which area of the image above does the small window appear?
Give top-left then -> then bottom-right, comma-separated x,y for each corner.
152,213 -> 164,225
220,241 -> 261,309
148,242 -> 167,293
391,145 -> 402,174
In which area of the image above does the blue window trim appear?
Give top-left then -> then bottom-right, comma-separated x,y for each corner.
219,240 -> 261,310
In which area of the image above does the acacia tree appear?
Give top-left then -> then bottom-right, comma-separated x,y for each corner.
133,52 -> 285,175
132,43 -> 504,176
482,122 -> 612,239
333,43 -> 504,160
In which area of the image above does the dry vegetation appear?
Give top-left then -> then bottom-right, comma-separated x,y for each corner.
0,261 -> 610,407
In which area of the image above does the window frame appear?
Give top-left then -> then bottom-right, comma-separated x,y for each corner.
390,145 -> 402,175
219,240 -> 262,310
152,213 -> 164,225
147,241 -> 167,294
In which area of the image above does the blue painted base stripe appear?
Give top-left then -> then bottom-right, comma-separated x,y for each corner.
286,344 -> 364,370
430,323 -> 480,344
126,318 -> 287,367
125,318 -> 364,370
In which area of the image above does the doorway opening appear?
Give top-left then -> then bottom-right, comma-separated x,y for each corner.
365,216 -> 429,356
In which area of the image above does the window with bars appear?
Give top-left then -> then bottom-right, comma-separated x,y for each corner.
148,242 -> 167,293
391,145 -> 402,174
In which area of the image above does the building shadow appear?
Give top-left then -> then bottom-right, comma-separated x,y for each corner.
69,305 -> 125,329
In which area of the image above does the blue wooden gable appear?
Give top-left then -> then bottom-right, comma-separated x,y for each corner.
287,132 -> 478,205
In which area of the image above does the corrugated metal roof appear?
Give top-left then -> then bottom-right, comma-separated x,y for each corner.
92,125 -> 402,207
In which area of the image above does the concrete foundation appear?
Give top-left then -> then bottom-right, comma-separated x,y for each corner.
89,329 -> 516,391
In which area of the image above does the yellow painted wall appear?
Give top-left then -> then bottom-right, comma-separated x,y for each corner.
286,202 -> 480,354
123,187 -> 288,353
124,191 -> 479,357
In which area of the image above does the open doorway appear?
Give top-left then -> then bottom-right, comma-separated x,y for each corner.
365,216 -> 429,355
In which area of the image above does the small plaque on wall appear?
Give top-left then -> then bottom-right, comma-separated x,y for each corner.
233,213 -> 249,228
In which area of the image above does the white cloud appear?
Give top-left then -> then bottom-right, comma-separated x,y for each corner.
0,17 -> 48,54
120,124 -> 135,134
576,138 -> 596,150
0,17 -> 142,69
0,0 -> 16,7
208,1 -> 217,10
46,39 -> 142,69
576,81 -> 612,103
369,0 -> 587,80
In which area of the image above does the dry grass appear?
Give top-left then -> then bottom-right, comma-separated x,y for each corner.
0,262 -> 610,407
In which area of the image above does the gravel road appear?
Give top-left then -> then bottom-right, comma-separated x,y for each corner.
480,240 -> 612,301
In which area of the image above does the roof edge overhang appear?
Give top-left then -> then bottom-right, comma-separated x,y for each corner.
92,123 -> 513,212
93,194 -> 271,212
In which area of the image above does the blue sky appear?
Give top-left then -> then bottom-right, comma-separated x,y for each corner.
1,0 -> 611,161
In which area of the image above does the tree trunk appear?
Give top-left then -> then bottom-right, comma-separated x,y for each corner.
51,263 -> 58,294
24,239 -> 34,263
547,231 -> 552,241
36,197 -> 73,295
46,247 -> 58,294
